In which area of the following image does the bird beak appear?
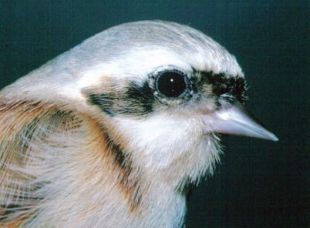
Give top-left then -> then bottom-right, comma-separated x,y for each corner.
204,102 -> 278,141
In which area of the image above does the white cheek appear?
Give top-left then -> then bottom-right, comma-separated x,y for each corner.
114,113 -> 201,170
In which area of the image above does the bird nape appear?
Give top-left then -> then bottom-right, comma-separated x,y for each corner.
0,20 -> 277,228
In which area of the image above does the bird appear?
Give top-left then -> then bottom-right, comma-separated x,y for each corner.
0,20 -> 278,227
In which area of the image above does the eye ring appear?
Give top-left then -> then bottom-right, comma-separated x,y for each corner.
155,70 -> 190,98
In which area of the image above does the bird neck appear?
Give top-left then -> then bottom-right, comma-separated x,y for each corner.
18,115 -> 188,227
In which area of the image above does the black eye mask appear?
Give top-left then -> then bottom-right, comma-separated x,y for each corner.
200,71 -> 247,104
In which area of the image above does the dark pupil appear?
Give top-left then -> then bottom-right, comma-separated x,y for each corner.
157,71 -> 187,97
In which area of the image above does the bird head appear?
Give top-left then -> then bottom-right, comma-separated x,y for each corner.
51,21 -> 276,185
0,20 -> 279,227
2,21 -> 277,184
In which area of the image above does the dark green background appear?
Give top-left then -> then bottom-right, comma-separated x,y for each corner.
0,1 -> 308,227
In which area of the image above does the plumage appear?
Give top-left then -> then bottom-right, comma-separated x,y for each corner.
0,20 -> 277,227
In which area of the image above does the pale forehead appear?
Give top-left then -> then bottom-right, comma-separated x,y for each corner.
73,21 -> 244,85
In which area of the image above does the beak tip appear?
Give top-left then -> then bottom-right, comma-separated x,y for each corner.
254,129 -> 279,142
269,134 -> 279,142
260,130 -> 279,142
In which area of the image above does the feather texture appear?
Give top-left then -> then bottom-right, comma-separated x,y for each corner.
0,20 -> 259,227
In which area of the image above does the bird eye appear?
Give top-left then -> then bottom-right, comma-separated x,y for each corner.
156,70 -> 188,97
